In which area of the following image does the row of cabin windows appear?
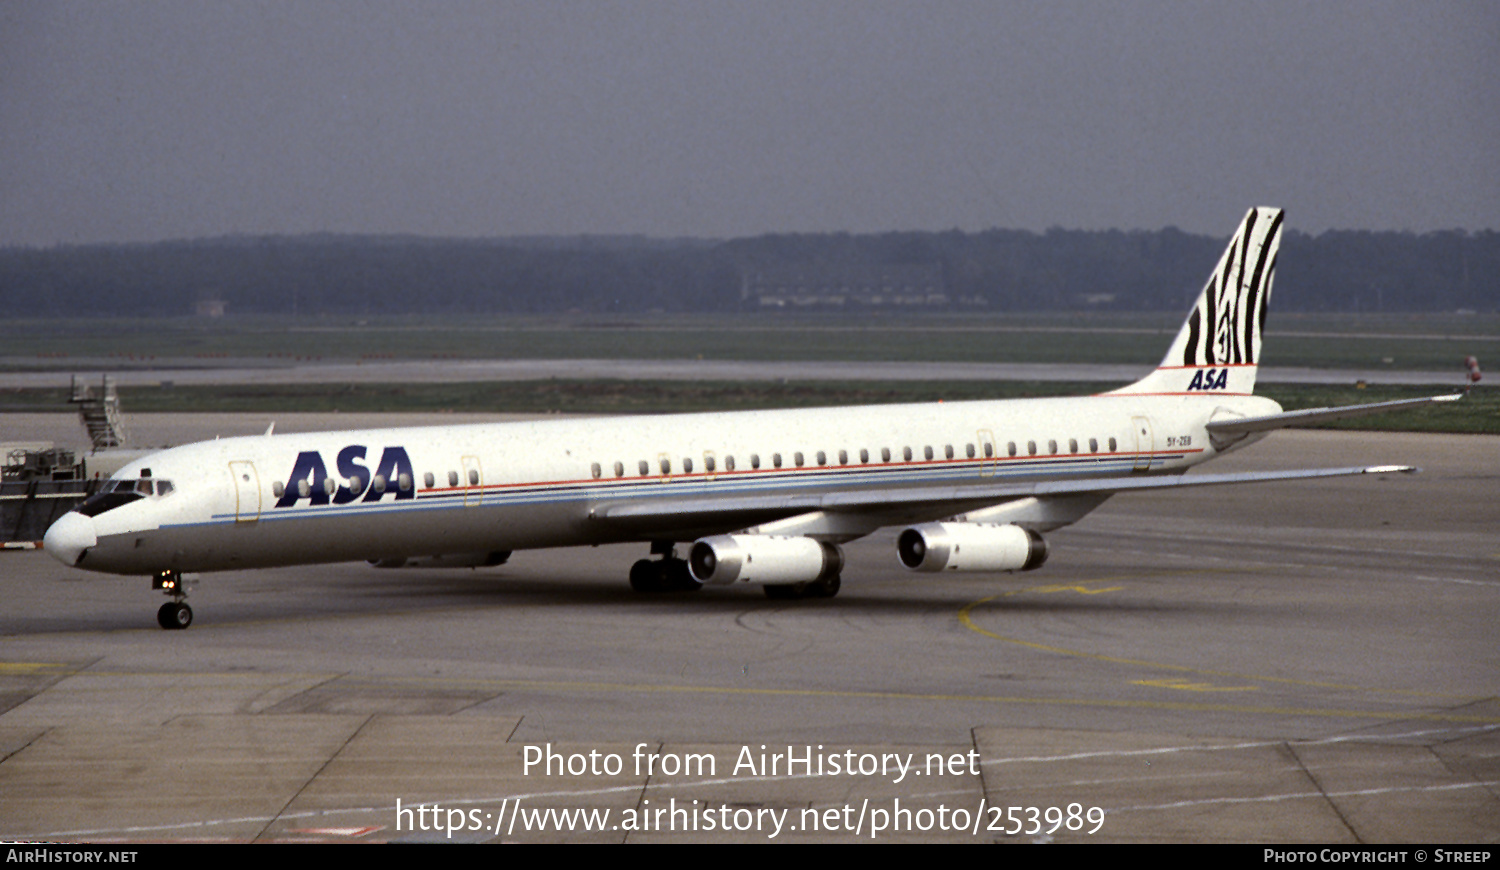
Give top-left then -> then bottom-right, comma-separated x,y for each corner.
270,467 -> 484,499
587,435 -> 1123,480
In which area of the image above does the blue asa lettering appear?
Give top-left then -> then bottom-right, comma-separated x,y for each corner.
276,451 -> 330,508
275,445 -> 414,507
333,445 -> 369,504
364,446 -> 415,503
1187,368 -> 1229,391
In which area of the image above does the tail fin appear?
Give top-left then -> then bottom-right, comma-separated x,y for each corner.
1111,207 -> 1283,396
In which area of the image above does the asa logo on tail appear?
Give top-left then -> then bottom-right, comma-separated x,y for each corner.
1186,368 -> 1230,391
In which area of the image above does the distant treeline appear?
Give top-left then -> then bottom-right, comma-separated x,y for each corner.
2,227 -> 1495,316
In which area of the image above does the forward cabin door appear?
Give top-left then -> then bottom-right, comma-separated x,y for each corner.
229,461 -> 261,522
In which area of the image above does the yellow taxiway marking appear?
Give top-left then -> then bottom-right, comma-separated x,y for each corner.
1131,678 -> 1259,692
0,662 -> 72,673
958,581 -> 1473,700
1019,583 -> 1125,595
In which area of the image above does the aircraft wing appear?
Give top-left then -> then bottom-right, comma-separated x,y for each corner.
592,464 -> 1416,538
1207,394 -> 1461,436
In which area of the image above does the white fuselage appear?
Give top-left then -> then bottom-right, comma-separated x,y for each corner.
60,391 -> 1278,576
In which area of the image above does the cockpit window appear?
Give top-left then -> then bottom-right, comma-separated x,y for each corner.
76,477 -> 174,516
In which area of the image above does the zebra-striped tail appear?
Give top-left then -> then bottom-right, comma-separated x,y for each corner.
1112,207 -> 1283,397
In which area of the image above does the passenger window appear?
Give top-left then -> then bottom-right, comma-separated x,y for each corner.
816,451 -> 826,466
590,462 -> 602,479
725,455 -> 735,471
660,458 -> 671,475
773,453 -> 782,468
860,449 -> 869,463
1069,438 -> 1079,454
1108,437 -> 1118,452
372,475 -> 386,493
449,470 -> 459,487
1048,440 -> 1058,455
881,447 -> 891,462
794,452 -> 804,467
751,454 -> 761,469
639,460 -> 650,476
838,450 -> 848,465
273,481 -> 285,497
398,473 -> 412,492
924,446 -> 934,461
468,469 -> 479,486
423,472 -> 434,488
944,444 -> 954,459
1008,442 -> 1017,457
683,457 -> 693,473
903,447 -> 913,461
705,455 -> 716,472
966,443 -> 975,459
1089,438 -> 1098,453
1027,441 -> 1037,456
614,461 -> 624,477
983,443 -> 993,458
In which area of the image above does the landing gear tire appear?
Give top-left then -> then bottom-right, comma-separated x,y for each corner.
157,601 -> 193,630
629,558 -> 702,593
664,559 -> 702,591
811,573 -> 841,598
763,573 -> 841,600
630,559 -> 663,592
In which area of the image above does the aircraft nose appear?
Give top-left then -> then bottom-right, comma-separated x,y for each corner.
43,512 -> 97,567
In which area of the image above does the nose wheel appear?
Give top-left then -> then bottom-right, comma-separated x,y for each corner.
152,570 -> 193,630
156,601 -> 193,630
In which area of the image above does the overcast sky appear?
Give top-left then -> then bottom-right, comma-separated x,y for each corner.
2,1 -> 1496,246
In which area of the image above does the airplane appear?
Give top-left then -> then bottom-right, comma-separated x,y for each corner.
42,208 -> 1460,629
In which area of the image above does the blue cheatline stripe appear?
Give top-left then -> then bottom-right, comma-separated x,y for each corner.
193,452 -> 1183,528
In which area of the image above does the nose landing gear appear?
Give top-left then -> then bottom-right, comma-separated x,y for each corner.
152,570 -> 193,630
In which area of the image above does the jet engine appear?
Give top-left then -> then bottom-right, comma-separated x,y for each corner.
896,523 -> 1048,573
688,534 -> 843,586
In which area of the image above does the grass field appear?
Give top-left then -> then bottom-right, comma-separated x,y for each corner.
5,380 -> 1494,433
6,313 -> 1494,433
5,312 -> 1497,370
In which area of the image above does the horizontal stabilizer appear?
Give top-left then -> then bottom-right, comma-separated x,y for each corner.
1206,394 -> 1462,436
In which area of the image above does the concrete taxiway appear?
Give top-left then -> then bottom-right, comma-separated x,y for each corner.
0,417 -> 1495,842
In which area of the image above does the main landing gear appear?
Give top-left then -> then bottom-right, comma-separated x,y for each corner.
762,574 -> 841,600
627,541 -> 842,599
152,570 -> 192,630
629,541 -> 703,592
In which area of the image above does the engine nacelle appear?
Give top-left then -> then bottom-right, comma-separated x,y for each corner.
688,535 -> 844,586
368,551 -> 511,569
896,523 -> 1048,573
